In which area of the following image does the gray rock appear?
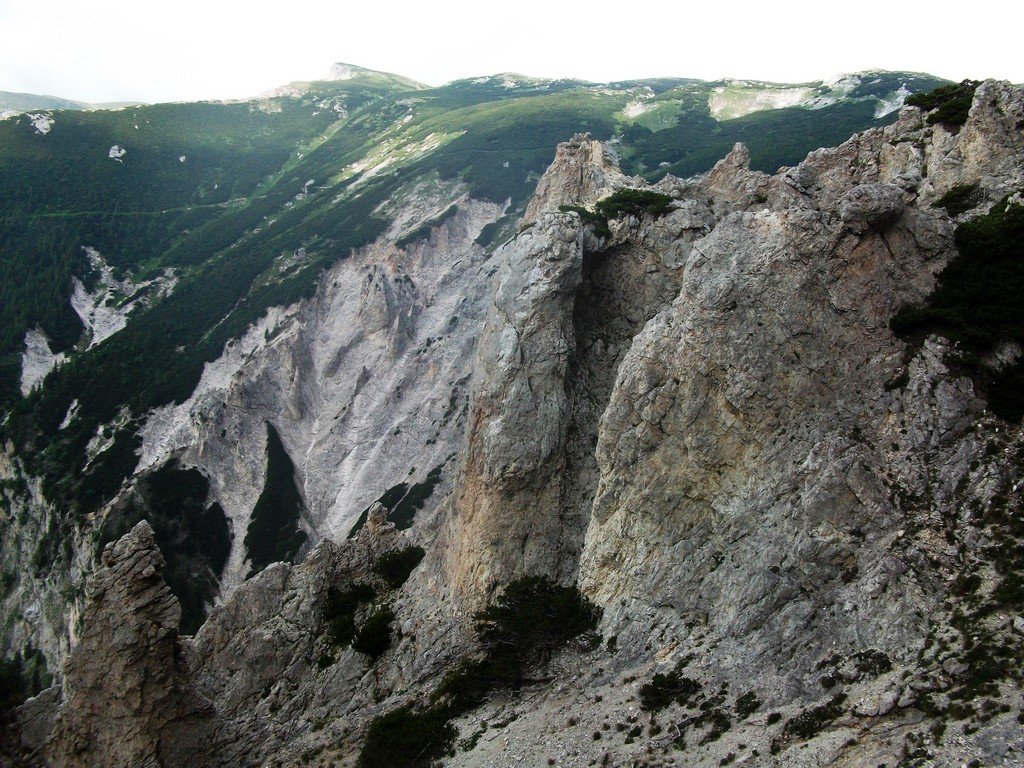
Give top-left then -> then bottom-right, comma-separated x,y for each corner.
839,183 -> 905,232
42,522 -> 222,768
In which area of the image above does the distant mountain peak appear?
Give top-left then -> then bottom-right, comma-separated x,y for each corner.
325,62 -> 426,89
326,62 -> 365,81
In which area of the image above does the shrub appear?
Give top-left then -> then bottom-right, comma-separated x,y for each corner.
0,658 -> 26,718
358,577 -> 599,766
906,80 -> 981,129
735,691 -> 761,719
98,459 -> 230,634
245,424 -> 307,576
396,205 -> 459,249
475,576 -> 602,665
0,648 -> 50,719
348,466 -> 443,538
891,196 -> 1024,422
353,606 -> 396,660
782,693 -> 847,740
933,183 -> 984,217
640,671 -> 702,711
850,649 -> 892,678
372,546 -> 426,589
595,188 -> 674,220
558,204 -> 610,237
438,655 -> 523,709
558,189 -> 674,239
323,583 -> 376,648
357,703 -> 457,768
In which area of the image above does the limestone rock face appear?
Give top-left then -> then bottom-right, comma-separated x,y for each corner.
135,192 -> 502,590
924,79 -> 1024,202
574,81 -> 1024,697
43,522 -> 220,767
440,213 -> 584,600
522,133 -> 634,226
839,183 -> 905,231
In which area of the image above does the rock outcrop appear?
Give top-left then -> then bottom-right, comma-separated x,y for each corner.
440,212 -> 584,600
17,522 -> 221,767
522,133 -> 634,226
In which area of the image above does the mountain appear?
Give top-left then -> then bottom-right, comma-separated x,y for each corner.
0,90 -> 142,119
3,68 -> 1024,767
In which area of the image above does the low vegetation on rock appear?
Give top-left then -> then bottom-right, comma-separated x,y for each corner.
906,80 -> 981,129
358,576 -> 601,768
891,195 -> 1024,421
560,188 -> 674,237
322,583 -> 376,648
352,606 -> 396,660
371,545 -> 426,588
933,182 -> 984,217
244,423 -> 307,576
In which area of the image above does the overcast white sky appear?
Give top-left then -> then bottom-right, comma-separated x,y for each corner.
1,0 -> 1021,104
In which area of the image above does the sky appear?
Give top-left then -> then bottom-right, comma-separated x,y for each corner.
1,0 -> 1022,104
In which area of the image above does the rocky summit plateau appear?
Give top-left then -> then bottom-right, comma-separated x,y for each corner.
1,67 -> 1023,768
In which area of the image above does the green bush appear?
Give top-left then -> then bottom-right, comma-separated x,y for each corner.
358,576 -> 600,767
735,691 -> 761,719
244,423 -> 307,576
475,576 -> 602,666
782,693 -> 847,740
348,466 -> 443,538
891,196 -> 1024,421
323,583 -> 376,648
395,205 -> 459,249
595,189 -> 674,221
357,703 -> 457,768
98,460 -> 230,634
933,183 -> 983,217
906,80 -> 980,129
639,671 -> 702,711
850,649 -> 892,678
372,546 -> 426,589
987,364 -> 1024,424
558,190 -> 674,239
558,204 -> 610,237
437,655 -> 523,710
0,658 -> 27,717
353,606 -> 396,660
0,647 -> 50,719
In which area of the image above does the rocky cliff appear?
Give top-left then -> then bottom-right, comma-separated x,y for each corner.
4,80 -> 1024,768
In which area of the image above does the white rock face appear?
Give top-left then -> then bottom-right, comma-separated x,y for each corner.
623,99 -> 653,118
19,328 -> 66,396
327,63 -> 357,81
708,74 -> 921,121
874,83 -> 912,118
70,247 -> 177,348
522,133 -> 635,226
26,113 -> 54,134
440,212 -> 585,601
709,84 -> 816,119
108,145 -> 126,161
137,192 -> 503,590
